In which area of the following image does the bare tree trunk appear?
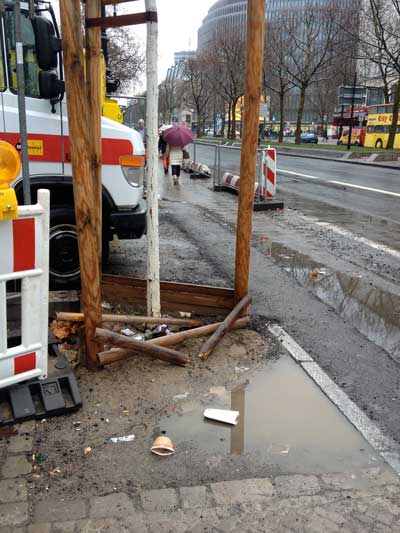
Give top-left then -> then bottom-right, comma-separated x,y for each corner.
279,90 -> 285,143
197,107 -> 203,138
387,80 -> 400,150
295,86 -> 306,144
231,97 -> 238,139
227,102 -> 232,139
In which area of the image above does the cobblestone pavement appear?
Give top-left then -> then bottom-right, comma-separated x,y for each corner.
1,425 -> 399,532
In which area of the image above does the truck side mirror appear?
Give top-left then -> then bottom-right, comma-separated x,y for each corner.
32,16 -> 61,70
39,71 -> 64,100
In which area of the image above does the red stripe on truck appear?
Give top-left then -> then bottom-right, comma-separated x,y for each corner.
0,133 -> 134,165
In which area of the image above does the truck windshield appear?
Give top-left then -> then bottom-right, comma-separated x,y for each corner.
4,9 -> 39,97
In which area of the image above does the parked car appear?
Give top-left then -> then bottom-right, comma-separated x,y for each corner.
300,132 -> 318,144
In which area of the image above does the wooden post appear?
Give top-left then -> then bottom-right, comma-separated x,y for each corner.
86,0 -> 103,260
145,0 -> 161,317
60,0 -> 103,368
234,0 -> 266,302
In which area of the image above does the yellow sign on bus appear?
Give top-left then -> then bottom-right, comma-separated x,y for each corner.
364,105 -> 400,149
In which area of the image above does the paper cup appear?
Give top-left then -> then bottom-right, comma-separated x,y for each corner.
151,436 -> 175,456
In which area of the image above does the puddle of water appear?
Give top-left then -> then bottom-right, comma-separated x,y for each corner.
160,355 -> 395,479
255,238 -> 400,363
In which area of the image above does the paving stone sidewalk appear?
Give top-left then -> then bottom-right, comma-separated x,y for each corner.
1,423 -> 400,533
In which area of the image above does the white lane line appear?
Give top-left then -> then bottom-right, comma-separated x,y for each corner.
313,220 -> 400,260
278,168 -> 400,199
268,324 -> 400,476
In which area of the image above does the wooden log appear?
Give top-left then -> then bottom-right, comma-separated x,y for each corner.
56,312 -> 204,327
60,0 -> 103,369
97,317 -> 250,365
95,328 -> 190,367
198,295 -> 252,361
234,1 -> 266,303
86,0 -> 102,260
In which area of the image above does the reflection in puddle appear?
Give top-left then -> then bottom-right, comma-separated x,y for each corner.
255,237 -> 400,362
160,355 -> 396,480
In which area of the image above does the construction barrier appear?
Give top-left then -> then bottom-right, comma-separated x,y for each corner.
220,146 -> 277,201
0,190 -> 50,389
183,160 -> 211,177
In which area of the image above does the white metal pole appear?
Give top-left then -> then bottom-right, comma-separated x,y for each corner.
145,0 -> 160,317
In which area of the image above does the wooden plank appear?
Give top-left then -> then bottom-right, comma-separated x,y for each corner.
60,0 -> 103,369
234,0 -> 265,302
101,275 -> 235,316
102,274 -> 235,298
86,11 -> 157,29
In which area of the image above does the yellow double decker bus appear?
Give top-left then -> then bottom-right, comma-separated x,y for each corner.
364,104 -> 400,149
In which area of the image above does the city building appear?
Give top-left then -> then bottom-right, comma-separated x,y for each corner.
166,51 -> 196,82
198,0 -> 359,124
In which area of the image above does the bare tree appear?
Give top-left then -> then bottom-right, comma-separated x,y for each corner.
263,20 -> 294,142
182,54 -> 213,138
357,0 -> 400,148
107,28 -> 144,92
283,0 -> 352,143
158,77 -> 178,123
206,37 -> 245,139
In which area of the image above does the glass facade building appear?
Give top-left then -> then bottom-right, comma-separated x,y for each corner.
198,0 -> 355,50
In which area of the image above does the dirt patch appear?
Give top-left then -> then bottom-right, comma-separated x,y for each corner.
30,327 -> 270,499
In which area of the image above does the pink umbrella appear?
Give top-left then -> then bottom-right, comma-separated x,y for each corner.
163,124 -> 194,147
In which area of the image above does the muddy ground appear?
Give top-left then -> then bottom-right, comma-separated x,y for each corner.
31,327 -> 271,500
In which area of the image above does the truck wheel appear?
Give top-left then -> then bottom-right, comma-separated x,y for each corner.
375,139 -> 383,149
49,207 -> 110,289
49,207 -> 80,289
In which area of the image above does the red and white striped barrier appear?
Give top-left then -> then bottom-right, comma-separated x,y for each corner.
221,147 -> 277,200
0,190 -> 50,389
183,160 -> 211,176
262,147 -> 277,198
221,172 -> 260,194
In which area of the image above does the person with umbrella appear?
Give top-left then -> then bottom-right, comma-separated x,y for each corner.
158,125 -> 171,176
163,124 -> 194,185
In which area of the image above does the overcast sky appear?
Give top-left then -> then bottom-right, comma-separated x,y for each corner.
132,0 -> 215,82
52,0 -> 216,90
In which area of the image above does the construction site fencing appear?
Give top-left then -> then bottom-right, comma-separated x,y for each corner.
189,141 -> 269,203
0,189 -> 50,390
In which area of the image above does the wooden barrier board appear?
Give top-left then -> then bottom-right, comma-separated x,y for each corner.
102,275 -> 235,317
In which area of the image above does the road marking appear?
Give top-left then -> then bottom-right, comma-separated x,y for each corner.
278,168 -> 400,198
268,323 -> 400,476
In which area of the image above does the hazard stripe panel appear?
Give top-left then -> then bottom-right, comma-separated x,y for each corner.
12,218 -> 35,272
14,352 -> 36,375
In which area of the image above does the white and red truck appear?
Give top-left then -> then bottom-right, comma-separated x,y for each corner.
0,0 -> 146,288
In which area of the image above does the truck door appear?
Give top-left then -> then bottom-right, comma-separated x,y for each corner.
2,7 -> 63,175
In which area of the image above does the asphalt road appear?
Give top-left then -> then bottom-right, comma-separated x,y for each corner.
191,143 -> 400,251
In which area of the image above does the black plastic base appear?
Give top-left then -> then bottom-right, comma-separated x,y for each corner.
0,332 -> 82,426
190,172 -> 211,180
253,200 -> 285,211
